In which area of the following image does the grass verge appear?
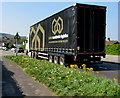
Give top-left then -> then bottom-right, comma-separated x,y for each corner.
106,44 -> 120,55
4,55 -> 120,96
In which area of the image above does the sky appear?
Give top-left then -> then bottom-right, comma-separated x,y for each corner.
1,1 -> 119,41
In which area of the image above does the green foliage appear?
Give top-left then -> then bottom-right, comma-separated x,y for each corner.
8,43 -> 14,49
20,45 -> 26,50
4,43 -> 9,48
4,43 -> 15,49
12,37 -> 26,44
4,55 -> 120,96
106,44 -> 120,55
18,37 -> 26,44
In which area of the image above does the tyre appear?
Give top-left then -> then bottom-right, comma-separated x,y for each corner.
34,52 -> 38,59
59,56 -> 65,65
30,52 -> 33,58
54,56 -> 58,64
32,52 -> 35,58
49,55 -> 53,63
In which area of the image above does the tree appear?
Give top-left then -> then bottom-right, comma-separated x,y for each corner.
8,43 -> 14,49
4,43 -> 9,48
4,43 -> 14,49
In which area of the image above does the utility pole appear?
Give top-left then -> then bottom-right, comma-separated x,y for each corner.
14,32 -> 20,56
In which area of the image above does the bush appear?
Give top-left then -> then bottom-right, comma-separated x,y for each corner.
4,55 -> 120,96
8,43 -> 15,49
106,44 -> 120,55
4,43 -> 15,49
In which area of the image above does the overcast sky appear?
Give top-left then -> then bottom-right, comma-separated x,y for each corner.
1,1 -> 119,41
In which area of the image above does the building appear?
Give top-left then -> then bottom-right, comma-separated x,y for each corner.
106,41 -> 120,44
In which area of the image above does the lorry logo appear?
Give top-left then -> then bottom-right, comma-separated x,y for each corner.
52,17 -> 63,35
30,24 -> 45,51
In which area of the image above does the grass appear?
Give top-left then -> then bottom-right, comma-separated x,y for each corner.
20,45 -> 26,50
106,44 -> 120,55
4,55 -> 120,96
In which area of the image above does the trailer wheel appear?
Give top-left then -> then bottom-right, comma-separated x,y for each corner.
30,52 -> 32,58
49,55 -> 53,63
31,51 -> 34,58
34,52 -> 38,59
54,56 -> 58,64
32,52 -> 35,58
59,57 -> 65,65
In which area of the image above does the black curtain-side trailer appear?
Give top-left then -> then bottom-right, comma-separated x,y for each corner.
29,3 -> 106,65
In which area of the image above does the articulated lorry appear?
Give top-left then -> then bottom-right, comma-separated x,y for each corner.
27,3 -> 106,65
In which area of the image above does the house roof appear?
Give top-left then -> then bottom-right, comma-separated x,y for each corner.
106,41 -> 120,44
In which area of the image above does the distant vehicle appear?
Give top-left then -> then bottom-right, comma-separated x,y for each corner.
15,47 -> 24,53
2,47 -> 8,51
4,47 -> 8,51
26,3 -> 106,65
11,47 -> 16,51
2,47 -> 6,50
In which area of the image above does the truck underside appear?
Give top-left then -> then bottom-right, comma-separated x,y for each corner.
29,49 -> 105,66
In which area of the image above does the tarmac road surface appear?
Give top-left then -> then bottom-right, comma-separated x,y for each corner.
102,55 -> 120,63
92,62 -> 120,83
94,55 -> 120,83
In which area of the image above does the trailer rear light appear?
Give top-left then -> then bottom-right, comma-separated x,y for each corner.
74,59 -> 77,61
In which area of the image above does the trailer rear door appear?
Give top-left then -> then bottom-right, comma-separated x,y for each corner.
77,5 -> 106,54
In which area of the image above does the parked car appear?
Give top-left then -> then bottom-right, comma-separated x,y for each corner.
2,47 -> 8,51
11,47 -> 16,51
15,47 -> 24,53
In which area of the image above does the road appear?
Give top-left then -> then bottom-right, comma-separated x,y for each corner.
0,50 -> 16,56
91,62 -> 120,83
93,55 -> 120,83
102,55 -> 120,63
